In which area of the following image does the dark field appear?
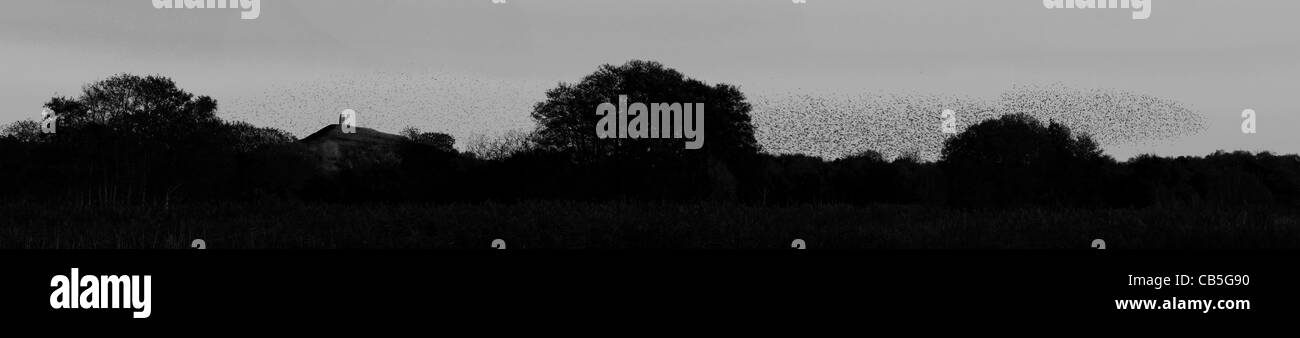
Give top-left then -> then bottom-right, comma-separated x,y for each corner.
2,201 -> 1296,249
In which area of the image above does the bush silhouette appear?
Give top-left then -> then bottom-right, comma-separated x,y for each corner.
401,126 -> 456,153
940,114 -> 1115,207
528,60 -> 762,201
530,60 -> 759,161
0,74 -> 300,204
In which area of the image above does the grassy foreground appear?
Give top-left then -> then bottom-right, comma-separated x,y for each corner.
0,201 -> 1297,249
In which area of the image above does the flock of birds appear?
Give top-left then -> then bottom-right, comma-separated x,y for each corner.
221,70 -> 547,150
220,71 -> 1206,160
751,84 -> 1207,161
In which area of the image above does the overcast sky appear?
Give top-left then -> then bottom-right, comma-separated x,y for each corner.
1,0 -> 1296,159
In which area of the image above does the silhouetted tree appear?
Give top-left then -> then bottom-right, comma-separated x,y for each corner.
0,120 -> 44,144
45,74 -> 221,143
401,126 -> 456,153
940,114 -> 1115,207
0,74 -> 302,204
224,121 -> 297,153
465,130 -> 533,160
530,60 -> 759,161
528,60 -> 761,200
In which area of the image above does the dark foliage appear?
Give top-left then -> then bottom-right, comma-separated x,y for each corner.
0,74 -> 299,205
530,60 -> 760,161
2,71 -> 1298,212
524,60 -> 761,201
940,114 -> 1115,207
401,126 -> 456,153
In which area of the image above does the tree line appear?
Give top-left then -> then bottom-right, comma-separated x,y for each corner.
2,62 -> 1298,209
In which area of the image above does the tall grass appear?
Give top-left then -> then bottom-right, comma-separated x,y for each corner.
0,201 -> 1296,249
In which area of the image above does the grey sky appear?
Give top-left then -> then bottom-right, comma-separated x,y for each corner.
1,0 -> 1296,159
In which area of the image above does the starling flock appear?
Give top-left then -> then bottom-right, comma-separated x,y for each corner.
751,84 -> 1207,161
221,71 -> 1206,161
220,70 -> 547,150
